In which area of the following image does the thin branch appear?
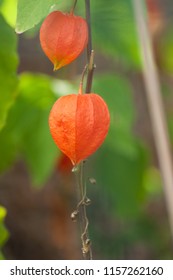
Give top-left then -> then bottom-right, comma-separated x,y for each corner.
71,0 -> 95,260
133,0 -> 173,239
71,0 -> 78,14
85,0 -> 95,93
78,64 -> 88,94
72,0 -> 95,260
85,0 -> 92,60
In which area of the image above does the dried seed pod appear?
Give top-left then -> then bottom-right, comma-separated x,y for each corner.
84,198 -> 91,206
71,210 -> 79,222
49,87 -> 110,165
88,177 -> 97,184
82,239 -> 91,254
40,11 -> 88,70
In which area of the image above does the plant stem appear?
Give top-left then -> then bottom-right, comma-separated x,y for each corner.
72,0 -> 94,260
85,0 -> 92,61
71,0 -> 78,14
79,65 -> 88,94
133,0 -> 173,239
72,0 -> 95,260
85,0 -> 95,93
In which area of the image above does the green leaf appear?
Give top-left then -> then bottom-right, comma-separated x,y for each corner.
0,14 -> 18,130
0,73 -> 74,186
9,73 -> 59,186
22,111 -> 59,186
15,0 -> 67,33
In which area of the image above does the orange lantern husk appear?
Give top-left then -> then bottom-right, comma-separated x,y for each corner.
49,88 -> 110,166
40,11 -> 88,70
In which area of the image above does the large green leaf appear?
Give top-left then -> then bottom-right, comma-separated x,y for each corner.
0,14 -> 18,130
0,73 -> 59,186
15,0 -> 70,33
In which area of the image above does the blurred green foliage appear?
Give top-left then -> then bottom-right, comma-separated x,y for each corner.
90,0 -> 141,68
0,0 -> 172,259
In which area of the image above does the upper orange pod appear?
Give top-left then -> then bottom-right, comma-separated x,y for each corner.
40,11 -> 88,70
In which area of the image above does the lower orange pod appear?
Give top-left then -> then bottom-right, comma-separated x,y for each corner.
49,91 -> 110,165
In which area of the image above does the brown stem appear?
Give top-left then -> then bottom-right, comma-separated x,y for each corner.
72,0 -> 94,260
73,0 -> 94,259
85,0 -> 92,61
70,0 -> 78,14
79,65 -> 88,94
85,0 -> 95,93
